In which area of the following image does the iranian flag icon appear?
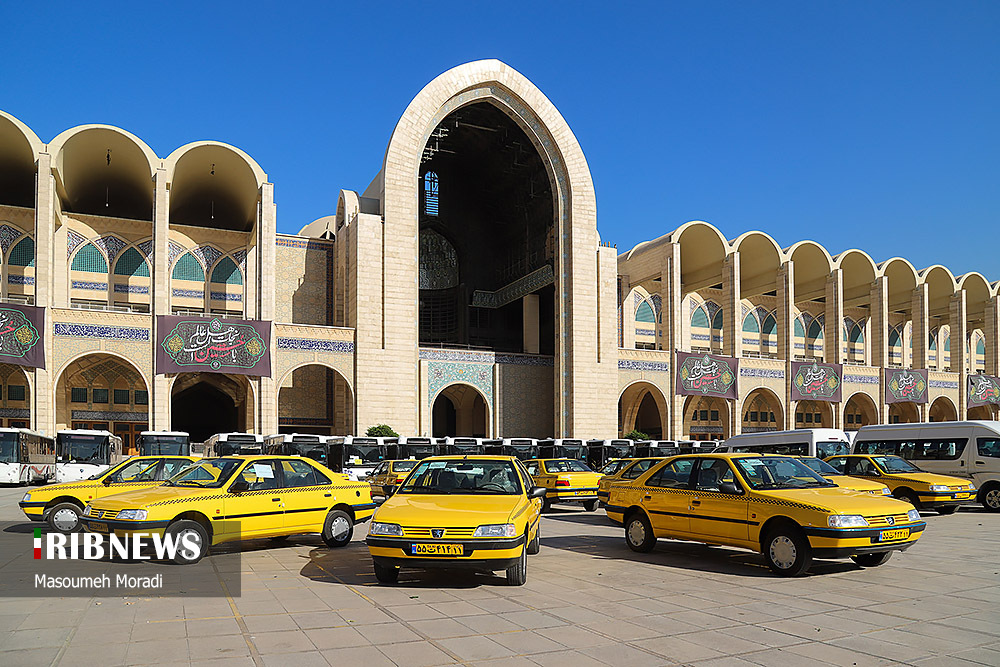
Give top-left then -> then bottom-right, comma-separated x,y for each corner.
34,527 -> 41,559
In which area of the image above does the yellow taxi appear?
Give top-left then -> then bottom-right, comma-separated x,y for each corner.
77,455 -> 376,563
366,456 -> 544,585
524,458 -> 603,512
598,458 -> 668,514
368,459 -> 419,497
605,453 -> 925,576
598,459 -> 634,476
825,454 -> 976,514
796,457 -> 892,496
18,455 -> 196,533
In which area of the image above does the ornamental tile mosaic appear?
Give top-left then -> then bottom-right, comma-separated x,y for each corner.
0,225 -> 23,257
192,245 -> 223,271
71,281 -> 108,291
277,338 -> 354,353
54,323 -> 150,341
740,367 -> 785,379
419,229 -> 459,290
172,288 -> 204,298
137,240 -> 154,257
94,235 -> 128,261
114,284 -> 149,294
844,374 -> 879,385
210,292 -> 243,302
66,229 -> 88,258
651,294 -> 662,322
471,265 -> 554,309
618,359 -> 670,372
168,241 -> 186,267
233,249 -> 248,270
0,408 -> 29,418
427,361 -> 493,406
703,299 -> 721,321
639,329 -> 657,337
742,304 -> 750,318
276,237 -> 334,252
929,379 -> 960,389
7,275 -> 33,285
418,348 -> 554,367
72,410 -> 147,422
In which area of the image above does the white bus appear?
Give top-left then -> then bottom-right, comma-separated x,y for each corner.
202,432 -> 263,457
718,428 -> 852,459
340,436 -> 395,480
264,433 -> 330,466
853,421 -> 1000,511
0,429 -> 56,485
55,429 -> 124,483
137,431 -> 191,457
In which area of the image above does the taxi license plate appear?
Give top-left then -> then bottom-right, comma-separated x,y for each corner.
954,493 -> 970,499
89,522 -> 108,533
878,528 -> 909,542
574,490 -> 586,496
411,544 -> 462,556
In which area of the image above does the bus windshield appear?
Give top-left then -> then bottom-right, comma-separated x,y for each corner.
216,443 -> 261,456
346,446 -> 384,464
140,435 -> 189,456
57,434 -> 108,463
0,432 -> 17,463
286,442 -> 328,463
817,441 -> 851,458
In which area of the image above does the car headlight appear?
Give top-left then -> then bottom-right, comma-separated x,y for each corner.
82,504 -> 92,516
907,509 -> 921,522
21,492 -> 30,502
116,509 -> 147,521
881,488 -> 892,495
473,523 -> 516,538
967,484 -> 976,490
928,485 -> 948,492
827,515 -> 869,528
369,522 -> 402,536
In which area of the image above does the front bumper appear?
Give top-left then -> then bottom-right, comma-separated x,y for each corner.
367,534 -> 525,567
917,492 -> 975,508
372,555 -> 521,571
19,501 -> 47,521
804,521 -> 925,557
79,516 -> 171,535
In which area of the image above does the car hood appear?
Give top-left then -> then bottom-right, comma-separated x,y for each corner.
27,479 -> 105,500
756,486 -> 915,515
883,471 -> 970,487
374,494 -> 521,527
87,484 -> 208,509
825,475 -> 888,492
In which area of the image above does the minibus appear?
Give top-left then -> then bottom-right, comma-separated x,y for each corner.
718,428 -> 852,459
487,438 -> 538,460
337,436 -> 394,480
0,428 -> 55,484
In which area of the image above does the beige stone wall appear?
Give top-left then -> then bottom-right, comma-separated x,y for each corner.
274,235 -> 332,326
499,363 -> 554,437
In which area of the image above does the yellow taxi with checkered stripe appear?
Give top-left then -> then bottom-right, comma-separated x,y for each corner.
796,457 -> 892,496
605,453 -> 925,576
366,456 -> 545,585
824,454 -> 976,513
77,455 -> 375,563
524,458 -> 603,512
19,455 -> 197,534
598,458 -> 667,514
368,459 -> 420,497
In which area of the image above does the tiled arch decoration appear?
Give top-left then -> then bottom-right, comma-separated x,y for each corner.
427,361 -> 493,408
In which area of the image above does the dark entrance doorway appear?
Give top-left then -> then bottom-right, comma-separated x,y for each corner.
172,382 -> 237,443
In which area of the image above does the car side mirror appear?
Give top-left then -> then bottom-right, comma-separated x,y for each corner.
229,479 -> 250,493
718,481 -> 742,495
102,476 -> 114,486
385,486 -> 396,496
529,486 -> 547,499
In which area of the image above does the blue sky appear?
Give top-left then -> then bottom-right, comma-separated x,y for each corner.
2,2 -> 998,278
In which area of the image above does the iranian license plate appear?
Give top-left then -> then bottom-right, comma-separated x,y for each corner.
954,493 -> 970,499
878,528 -> 909,542
89,522 -> 108,533
411,543 -> 462,556
574,490 -> 585,496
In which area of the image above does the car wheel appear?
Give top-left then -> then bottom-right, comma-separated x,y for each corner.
851,551 -> 892,567
47,503 -> 82,534
763,526 -> 812,577
936,506 -> 959,515
893,488 -> 922,509
541,498 -> 552,513
526,523 -> 540,555
321,510 -> 354,548
506,543 -> 528,586
166,520 -> 209,565
979,485 -> 1000,512
373,561 -> 399,584
624,512 -> 656,553
584,499 -> 599,512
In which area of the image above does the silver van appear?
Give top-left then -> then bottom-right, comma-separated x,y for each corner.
853,421 -> 1000,511
718,428 -> 852,459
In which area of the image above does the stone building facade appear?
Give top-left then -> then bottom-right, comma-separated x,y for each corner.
0,59 -> 995,447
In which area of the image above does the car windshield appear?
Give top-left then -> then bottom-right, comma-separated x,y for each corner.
392,460 -> 418,472
88,457 -> 132,481
799,457 -> 841,476
165,458 -> 243,488
872,456 -> 922,473
543,459 -> 592,473
733,456 -> 837,490
398,459 -> 523,495
0,432 -> 17,463
599,460 -> 627,474
817,441 -> 851,458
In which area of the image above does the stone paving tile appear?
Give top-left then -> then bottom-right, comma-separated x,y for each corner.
242,612 -> 299,633
188,633 -> 253,661
408,617 -> 479,639
0,647 -> 64,667
579,643 -> 671,666
741,647 -> 837,667
497,610 -> 567,630
0,626 -> 74,650
827,634 -> 933,662
528,649 -> 610,666
353,621 -> 423,645
56,642 -> 129,667
378,639 -> 459,666
304,625 -> 370,649
633,635 -> 728,662
535,624 -> 614,648
679,629 -> 772,656
436,635 -> 516,661
457,613 -> 525,635
123,637 -> 190,665
249,628 -> 316,655
488,630 -> 566,655
260,651 -> 328,667
185,616 -> 242,636
319,645 -> 396,666
951,646 -> 1000,665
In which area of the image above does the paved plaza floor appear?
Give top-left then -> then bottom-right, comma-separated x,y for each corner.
0,484 -> 998,666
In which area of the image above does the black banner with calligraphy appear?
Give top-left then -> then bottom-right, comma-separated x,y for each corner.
675,352 -> 739,400
968,374 -> 1000,408
156,316 -> 271,377
0,304 -> 44,368
885,368 -> 928,404
790,361 -> 843,403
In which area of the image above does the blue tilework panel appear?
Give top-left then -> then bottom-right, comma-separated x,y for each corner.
210,292 -> 243,302
72,410 -> 147,422
638,329 -> 657,337
8,275 -> 34,285
418,348 -> 553,367
929,379 -> 960,389
277,338 -> 354,354
172,288 -> 204,298
114,284 -> 149,294
54,323 -> 150,341
71,281 -> 108,291
618,360 -> 670,372
740,367 -> 785,379
428,362 -> 493,406
66,229 -> 87,258
844,374 -> 879,385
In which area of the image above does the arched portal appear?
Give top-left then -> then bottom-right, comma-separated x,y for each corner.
683,395 -> 730,440
55,353 -> 149,454
844,393 -> 879,431
277,364 -> 354,436
968,404 -> 997,420
741,389 -> 783,434
794,400 -> 834,428
618,382 -> 666,439
0,364 -> 31,428
929,397 -> 958,423
889,402 -> 921,424
432,384 -> 488,438
171,373 -> 254,443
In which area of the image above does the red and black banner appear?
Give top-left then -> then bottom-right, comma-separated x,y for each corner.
790,361 -> 842,403
0,304 -> 44,369
968,374 -> 1000,407
675,352 -> 739,400
885,368 -> 928,404
156,316 -> 271,377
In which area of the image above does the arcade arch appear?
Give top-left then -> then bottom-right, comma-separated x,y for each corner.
432,384 -> 489,438
844,392 -> 878,430
618,381 -> 667,439
171,373 -> 255,443
277,363 -> 354,436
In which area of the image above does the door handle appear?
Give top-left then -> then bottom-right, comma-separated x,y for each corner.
643,495 -> 652,501
324,493 -> 332,497
691,499 -> 701,506
272,497 -> 281,502
976,461 -> 985,465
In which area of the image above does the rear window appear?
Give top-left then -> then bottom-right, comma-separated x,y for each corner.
543,460 -> 592,473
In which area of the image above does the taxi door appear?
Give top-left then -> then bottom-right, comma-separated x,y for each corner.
639,459 -> 694,538
687,458 -> 750,545
514,460 -> 542,538
280,459 -> 334,531
223,460 -> 284,537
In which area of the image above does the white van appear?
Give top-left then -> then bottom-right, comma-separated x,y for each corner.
853,421 -> 1000,511
719,428 -> 852,459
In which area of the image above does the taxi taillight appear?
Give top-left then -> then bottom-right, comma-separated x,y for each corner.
555,480 -> 570,487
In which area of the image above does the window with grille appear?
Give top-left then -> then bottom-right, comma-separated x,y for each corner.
134,390 -> 148,405
93,388 -> 109,404
114,248 -> 150,277
7,385 -> 24,401
70,244 -> 108,273
172,253 -> 205,281
8,237 -> 34,267
423,171 -> 439,216
71,388 -> 88,403
113,389 -> 130,404
211,257 -> 242,285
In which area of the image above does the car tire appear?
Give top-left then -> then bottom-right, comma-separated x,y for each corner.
373,561 -> 399,584
624,512 -> 656,553
851,551 -> 893,567
321,510 -> 354,548
506,543 -> 528,586
541,498 -> 552,513
893,488 -> 922,510
47,503 -> 83,534
936,506 -> 959,515
979,484 -> 1000,512
763,526 -> 812,577
527,523 -> 540,555
584,499 -> 599,512
166,520 -> 209,565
